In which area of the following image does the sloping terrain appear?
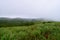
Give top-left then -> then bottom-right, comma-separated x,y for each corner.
0,22 -> 60,40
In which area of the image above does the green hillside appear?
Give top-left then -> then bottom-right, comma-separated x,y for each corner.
0,18 -> 60,40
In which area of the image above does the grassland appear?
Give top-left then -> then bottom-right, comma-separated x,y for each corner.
0,22 -> 60,40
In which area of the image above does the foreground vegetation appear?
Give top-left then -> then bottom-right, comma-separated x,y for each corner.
0,18 -> 60,40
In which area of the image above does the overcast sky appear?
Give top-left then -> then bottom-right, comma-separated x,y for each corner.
0,0 -> 60,20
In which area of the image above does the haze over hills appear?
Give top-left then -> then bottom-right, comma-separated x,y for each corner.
0,17 -> 53,21
0,17 -> 54,27
0,0 -> 60,40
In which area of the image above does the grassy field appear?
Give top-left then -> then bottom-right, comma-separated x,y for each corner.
0,22 -> 60,40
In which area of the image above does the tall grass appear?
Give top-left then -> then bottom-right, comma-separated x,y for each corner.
0,22 -> 60,40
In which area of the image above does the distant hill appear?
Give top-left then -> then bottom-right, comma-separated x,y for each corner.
0,17 -> 55,27
0,17 -> 36,27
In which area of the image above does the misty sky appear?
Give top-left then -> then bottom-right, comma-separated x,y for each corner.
0,0 -> 60,20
